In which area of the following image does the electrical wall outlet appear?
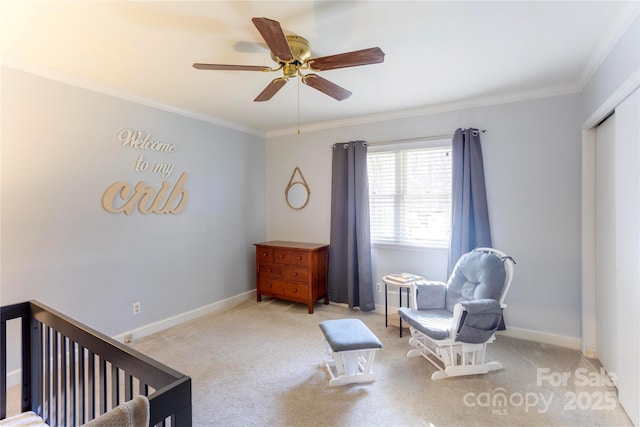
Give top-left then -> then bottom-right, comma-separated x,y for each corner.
376,282 -> 382,293
132,302 -> 141,315
124,333 -> 133,343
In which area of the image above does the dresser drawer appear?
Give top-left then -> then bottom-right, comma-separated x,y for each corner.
272,248 -> 310,265
256,247 -> 274,262
281,282 -> 308,303
283,265 -> 308,283
287,250 -> 309,266
258,262 -> 282,279
258,279 -> 285,296
258,279 -> 308,303
272,248 -> 291,264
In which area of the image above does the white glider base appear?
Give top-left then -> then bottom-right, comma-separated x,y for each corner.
322,347 -> 380,386
406,329 -> 503,380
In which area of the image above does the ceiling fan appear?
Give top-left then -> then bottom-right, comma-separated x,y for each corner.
193,17 -> 385,102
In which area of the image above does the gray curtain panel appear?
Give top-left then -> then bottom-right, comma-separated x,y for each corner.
448,128 -> 492,275
328,141 -> 375,311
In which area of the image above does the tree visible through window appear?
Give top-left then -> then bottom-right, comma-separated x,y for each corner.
368,139 -> 452,247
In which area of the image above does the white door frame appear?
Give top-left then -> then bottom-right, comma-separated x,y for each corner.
581,68 -> 640,358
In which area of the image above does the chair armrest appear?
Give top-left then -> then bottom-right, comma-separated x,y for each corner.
412,281 -> 447,309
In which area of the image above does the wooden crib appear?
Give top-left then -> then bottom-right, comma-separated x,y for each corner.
1,300 -> 192,426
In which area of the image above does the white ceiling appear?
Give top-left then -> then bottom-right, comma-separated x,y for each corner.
1,1 -> 638,137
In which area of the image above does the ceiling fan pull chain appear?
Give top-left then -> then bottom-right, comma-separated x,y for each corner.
297,76 -> 301,135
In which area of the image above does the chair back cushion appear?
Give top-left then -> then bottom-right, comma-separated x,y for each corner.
445,250 -> 507,312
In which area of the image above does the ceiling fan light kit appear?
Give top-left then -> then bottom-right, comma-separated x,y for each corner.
193,17 -> 385,102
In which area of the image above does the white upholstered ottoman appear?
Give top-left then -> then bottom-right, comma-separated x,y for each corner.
318,319 -> 383,386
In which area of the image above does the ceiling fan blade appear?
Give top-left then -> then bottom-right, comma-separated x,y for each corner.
251,17 -> 294,62
254,78 -> 288,102
193,63 -> 270,72
307,47 -> 385,71
301,74 -> 351,101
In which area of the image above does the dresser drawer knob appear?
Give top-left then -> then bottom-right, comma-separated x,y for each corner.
279,254 -> 285,259
262,252 -> 268,257
297,256 -> 302,260
293,288 -> 298,293
268,284 -> 272,288
293,272 -> 298,277
268,268 -> 272,273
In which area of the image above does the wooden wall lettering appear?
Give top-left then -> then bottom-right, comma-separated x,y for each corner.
102,129 -> 189,215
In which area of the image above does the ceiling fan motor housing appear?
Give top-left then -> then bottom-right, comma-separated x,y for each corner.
270,35 -> 311,65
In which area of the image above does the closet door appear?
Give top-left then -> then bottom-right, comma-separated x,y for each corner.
595,88 -> 639,426
595,113 -> 617,377
614,88 -> 639,426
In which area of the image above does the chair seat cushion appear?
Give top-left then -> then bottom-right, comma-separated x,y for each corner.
319,319 -> 382,352
398,307 -> 452,340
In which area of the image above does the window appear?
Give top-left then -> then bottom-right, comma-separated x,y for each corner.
368,139 -> 452,247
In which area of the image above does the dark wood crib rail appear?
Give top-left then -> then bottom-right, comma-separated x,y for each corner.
1,300 -> 192,426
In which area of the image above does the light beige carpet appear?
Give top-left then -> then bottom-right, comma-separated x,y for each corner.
128,298 -> 632,427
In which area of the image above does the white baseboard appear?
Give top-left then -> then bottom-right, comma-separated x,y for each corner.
6,291 -> 256,387
113,290 -> 255,343
497,327 -> 582,350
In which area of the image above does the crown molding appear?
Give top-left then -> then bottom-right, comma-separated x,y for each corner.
266,83 -> 580,139
1,55 -> 266,138
577,1 -> 640,90
1,50 -> 607,141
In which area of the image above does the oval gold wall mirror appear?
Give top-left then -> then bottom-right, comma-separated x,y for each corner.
285,167 -> 310,210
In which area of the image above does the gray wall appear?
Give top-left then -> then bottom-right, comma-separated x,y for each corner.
266,93 -> 583,340
1,66 -> 266,337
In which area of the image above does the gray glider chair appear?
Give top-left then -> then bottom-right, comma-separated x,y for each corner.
398,248 -> 515,380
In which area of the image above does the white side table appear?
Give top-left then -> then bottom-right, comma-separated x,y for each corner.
383,274 -> 423,337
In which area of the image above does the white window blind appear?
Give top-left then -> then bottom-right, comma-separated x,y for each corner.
368,140 -> 452,247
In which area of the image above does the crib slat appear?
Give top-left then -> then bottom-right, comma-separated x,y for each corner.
126,373 -> 133,402
88,351 -> 95,420
79,346 -> 86,424
125,374 -> 134,401
44,326 -> 51,424
99,358 -> 107,414
53,331 -> 59,426
0,319 -> 6,419
111,366 -> 120,407
69,340 -> 77,427
33,321 -> 43,419
61,335 -> 68,426
22,313 -> 33,414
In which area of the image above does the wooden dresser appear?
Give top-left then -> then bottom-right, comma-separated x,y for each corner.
255,241 -> 329,314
